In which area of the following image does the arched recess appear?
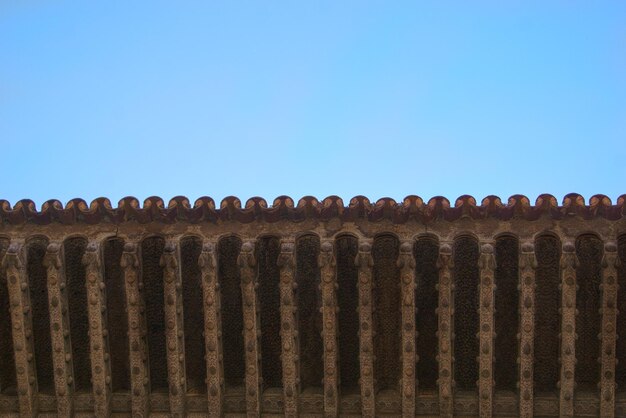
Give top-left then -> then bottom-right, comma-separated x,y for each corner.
296,234 -> 323,391
103,237 -> 130,392
533,234 -> 561,394
617,235 -> 626,392
141,236 -> 168,391
256,235 -> 282,390
0,238 -> 16,395
453,235 -> 479,391
494,235 -> 519,391
27,237 -> 54,394
180,236 -> 205,393
64,237 -> 92,392
413,236 -> 439,391
218,235 -> 245,388
335,234 -> 359,393
575,234 -> 603,392
372,234 -> 400,392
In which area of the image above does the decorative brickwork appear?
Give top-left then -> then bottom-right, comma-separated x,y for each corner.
0,193 -> 623,417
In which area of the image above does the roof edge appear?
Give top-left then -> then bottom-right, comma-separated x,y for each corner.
0,193 -> 623,225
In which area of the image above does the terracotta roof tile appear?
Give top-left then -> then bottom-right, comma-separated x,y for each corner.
0,194 -> 623,225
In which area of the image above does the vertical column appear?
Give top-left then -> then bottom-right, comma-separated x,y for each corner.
518,242 -> 537,418
44,242 -> 73,417
559,241 -> 577,417
436,243 -> 453,417
478,243 -> 495,418
160,241 -> 186,417
355,240 -> 375,418
82,241 -> 111,417
277,239 -> 299,417
198,241 -> 224,417
3,243 -> 37,417
398,241 -> 416,417
121,242 -> 150,417
319,240 -> 339,416
600,241 -> 618,417
238,240 -> 262,417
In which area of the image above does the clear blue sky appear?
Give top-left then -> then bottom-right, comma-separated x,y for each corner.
1,2 -> 625,208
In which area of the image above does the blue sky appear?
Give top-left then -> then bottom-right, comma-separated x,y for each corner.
1,1 -> 625,208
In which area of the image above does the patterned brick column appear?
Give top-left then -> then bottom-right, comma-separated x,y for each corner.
398,240 -> 416,417
559,241 -> 577,417
319,240 -> 339,417
160,241 -> 186,417
198,241 -> 224,417
277,239 -> 299,417
3,243 -> 38,417
436,243 -> 453,418
478,243 -> 495,418
121,242 -> 150,417
238,240 -> 262,417
82,241 -> 111,417
44,242 -> 73,417
518,241 -> 537,418
600,241 -> 618,417
355,240 -> 375,418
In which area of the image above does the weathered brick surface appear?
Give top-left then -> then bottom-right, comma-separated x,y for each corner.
0,194 -> 624,417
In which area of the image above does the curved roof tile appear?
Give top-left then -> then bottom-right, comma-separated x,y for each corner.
0,194 -> 623,225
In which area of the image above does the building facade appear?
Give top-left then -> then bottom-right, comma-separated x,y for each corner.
0,193 -> 625,417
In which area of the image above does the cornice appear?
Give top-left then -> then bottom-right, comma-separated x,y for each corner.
0,193 -> 623,225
